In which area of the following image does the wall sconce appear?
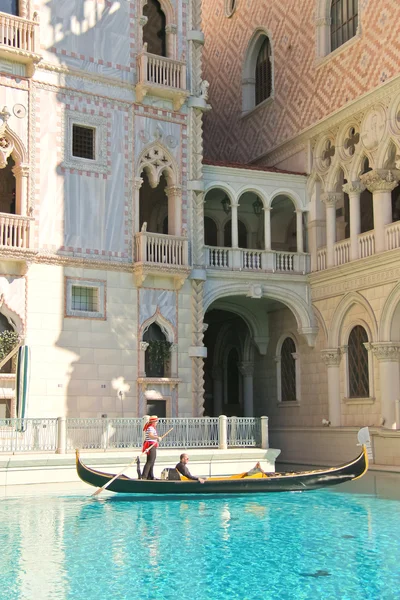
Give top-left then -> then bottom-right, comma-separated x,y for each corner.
252,198 -> 263,215
221,196 -> 231,214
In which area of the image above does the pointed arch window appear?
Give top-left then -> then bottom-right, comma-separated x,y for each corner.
348,325 -> 369,398
255,37 -> 272,105
330,0 -> 358,52
281,337 -> 296,402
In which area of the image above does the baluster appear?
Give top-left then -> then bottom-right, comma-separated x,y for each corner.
0,217 -> 4,246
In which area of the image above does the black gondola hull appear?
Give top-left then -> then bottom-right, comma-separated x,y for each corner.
76,447 -> 368,495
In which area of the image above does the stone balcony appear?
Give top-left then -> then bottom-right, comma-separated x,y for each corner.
136,50 -> 189,111
133,231 -> 190,288
0,213 -> 34,256
316,221 -> 400,270
0,12 -> 41,75
205,246 -> 310,274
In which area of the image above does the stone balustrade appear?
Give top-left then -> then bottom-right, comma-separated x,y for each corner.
334,239 -> 351,266
205,246 -> 310,274
0,213 -> 33,249
135,231 -> 189,267
0,12 -> 40,66
136,51 -> 188,110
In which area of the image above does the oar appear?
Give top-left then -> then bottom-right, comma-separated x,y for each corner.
91,427 -> 173,497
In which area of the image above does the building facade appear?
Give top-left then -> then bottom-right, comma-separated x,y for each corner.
0,0 -> 399,464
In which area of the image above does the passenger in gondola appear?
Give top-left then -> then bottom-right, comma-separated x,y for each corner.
141,416 -> 161,480
175,453 -> 206,483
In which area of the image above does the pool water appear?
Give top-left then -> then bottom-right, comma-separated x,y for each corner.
1,485 -> 400,600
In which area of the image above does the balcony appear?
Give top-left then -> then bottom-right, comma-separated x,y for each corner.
136,50 -> 189,111
316,221 -> 400,270
133,231 -> 190,288
0,12 -> 41,74
205,246 -> 310,274
0,213 -> 33,254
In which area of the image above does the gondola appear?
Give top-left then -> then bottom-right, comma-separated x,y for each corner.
76,443 -> 369,495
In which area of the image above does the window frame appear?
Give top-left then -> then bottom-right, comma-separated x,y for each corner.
275,334 -> 300,405
315,0 -> 360,62
72,124 -> 96,161
65,277 -> 106,320
342,322 -> 375,404
63,110 -> 108,175
242,30 -> 274,116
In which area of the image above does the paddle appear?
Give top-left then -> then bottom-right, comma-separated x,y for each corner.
91,427 -> 173,497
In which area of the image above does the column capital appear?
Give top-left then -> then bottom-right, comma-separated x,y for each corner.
342,180 -> 365,195
165,185 -> 182,198
238,361 -> 254,377
369,342 -> 400,362
360,169 -> 400,193
134,177 -> 143,190
139,341 -> 149,351
12,164 -> 30,177
321,192 -> 342,207
321,348 -> 342,366
165,24 -> 177,34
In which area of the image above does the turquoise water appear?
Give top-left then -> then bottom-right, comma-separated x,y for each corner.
1,486 -> 400,600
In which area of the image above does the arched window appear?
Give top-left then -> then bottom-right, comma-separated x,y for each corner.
330,0 -> 358,52
0,155 -> 16,214
143,323 -> 171,378
281,337 -> 296,402
348,325 -> 369,398
255,37 -> 272,105
143,0 -> 167,57
225,0 -> 237,18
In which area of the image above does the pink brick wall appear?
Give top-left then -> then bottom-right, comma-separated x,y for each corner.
202,0 -> 400,165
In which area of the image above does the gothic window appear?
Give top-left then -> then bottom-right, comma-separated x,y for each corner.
143,0 -> 166,57
143,323 -> 171,378
281,337 -> 296,402
0,1 -> 18,16
348,325 -> 369,398
255,37 -> 272,105
0,155 -> 16,214
330,0 -> 358,52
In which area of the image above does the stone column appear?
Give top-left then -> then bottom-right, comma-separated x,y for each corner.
134,177 -> 143,235
165,185 -> 182,236
296,209 -> 304,253
342,181 -> 364,261
321,348 -> 342,426
360,169 -> 400,253
321,193 -> 341,268
231,201 -> 239,248
12,164 -> 30,216
139,342 -> 149,377
370,343 -> 400,429
212,366 -> 223,416
165,23 -> 177,58
238,361 -> 254,417
264,206 -> 271,250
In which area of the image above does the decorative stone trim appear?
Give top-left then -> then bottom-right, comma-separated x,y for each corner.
65,277 -> 106,320
321,192 -> 342,207
369,343 -> 400,362
342,181 -> 365,195
360,169 -> 400,193
321,348 -> 341,367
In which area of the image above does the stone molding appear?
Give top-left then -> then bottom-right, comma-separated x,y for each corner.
321,348 -> 341,366
360,169 -> 400,193
369,342 -> 400,362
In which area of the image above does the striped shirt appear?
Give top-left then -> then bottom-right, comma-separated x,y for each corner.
142,425 -> 158,453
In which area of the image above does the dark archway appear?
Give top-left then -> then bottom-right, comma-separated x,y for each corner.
143,0 -> 166,57
224,219 -> 247,248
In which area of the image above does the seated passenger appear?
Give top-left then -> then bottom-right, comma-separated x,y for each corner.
175,453 -> 206,483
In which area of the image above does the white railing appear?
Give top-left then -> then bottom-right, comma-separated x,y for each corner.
317,247 -> 327,271
206,246 -> 229,268
0,417 -> 268,452
334,239 -> 351,266
137,51 -> 186,90
0,12 -> 39,54
135,232 -> 188,267
386,221 -> 400,251
0,418 -> 58,452
227,417 -> 261,447
0,213 -> 33,249
274,251 -> 294,272
242,250 -> 262,270
359,230 -> 375,258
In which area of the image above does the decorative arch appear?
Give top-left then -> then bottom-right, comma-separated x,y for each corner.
269,189 -> 303,210
204,282 -> 318,347
379,281 -> 400,341
0,123 -> 30,216
140,0 -> 177,58
377,138 -> 400,170
313,305 -> 328,345
137,143 -> 179,187
237,186 -> 269,209
329,291 -> 378,347
327,163 -> 349,192
140,310 -> 175,343
242,28 -> 274,114
204,182 -> 237,206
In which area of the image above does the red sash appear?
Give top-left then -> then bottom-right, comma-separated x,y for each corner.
142,440 -> 158,454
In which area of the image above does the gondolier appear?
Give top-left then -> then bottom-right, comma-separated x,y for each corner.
141,416 -> 161,480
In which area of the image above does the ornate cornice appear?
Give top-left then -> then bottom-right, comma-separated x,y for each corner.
360,169 -> 400,193
321,348 -> 341,366
369,342 -> 400,362
36,61 -> 135,93
0,248 -> 134,272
